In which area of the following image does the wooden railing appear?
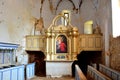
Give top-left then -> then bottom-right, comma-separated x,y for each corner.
75,65 -> 87,80
0,65 -> 25,80
99,64 -> 120,80
87,65 -> 112,80
0,42 -> 18,66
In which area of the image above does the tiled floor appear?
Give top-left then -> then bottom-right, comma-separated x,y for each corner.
30,76 -> 75,80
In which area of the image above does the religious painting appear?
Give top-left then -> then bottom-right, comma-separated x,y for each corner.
56,35 -> 67,53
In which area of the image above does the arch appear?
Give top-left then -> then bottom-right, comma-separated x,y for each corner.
48,14 -> 69,30
55,0 -> 77,14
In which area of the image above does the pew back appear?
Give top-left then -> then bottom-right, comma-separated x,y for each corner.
99,64 -> 120,80
26,63 -> 35,79
75,65 -> 87,80
88,65 -> 112,80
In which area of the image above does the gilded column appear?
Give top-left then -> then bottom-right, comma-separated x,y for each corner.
51,32 -> 55,60
46,30 -> 51,60
68,28 -> 72,60
71,27 -> 79,60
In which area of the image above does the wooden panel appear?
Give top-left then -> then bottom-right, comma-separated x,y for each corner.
0,72 -> 2,80
26,63 -> 35,79
95,37 -> 101,48
39,39 -> 43,47
81,38 -> 86,48
0,53 -> 3,64
18,67 -> 24,80
3,70 -> 10,80
33,38 -> 38,48
79,34 -> 102,51
4,53 -> 11,64
0,43 -> 18,66
11,69 -> 18,80
0,64 -> 25,80
27,38 -> 32,48
88,37 -> 94,48
25,35 -> 45,51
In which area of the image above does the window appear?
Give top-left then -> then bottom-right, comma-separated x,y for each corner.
111,0 -> 120,37
61,10 -> 71,26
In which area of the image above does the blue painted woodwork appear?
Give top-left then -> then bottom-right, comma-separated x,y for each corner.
0,42 -> 19,64
0,42 -> 19,49
0,65 -> 25,80
26,63 -> 35,79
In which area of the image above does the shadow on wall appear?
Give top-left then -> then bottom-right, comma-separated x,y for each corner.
26,51 -> 46,76
72,51 -> 102,77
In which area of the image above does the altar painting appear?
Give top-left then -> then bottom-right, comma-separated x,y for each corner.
56,35 -> 67,53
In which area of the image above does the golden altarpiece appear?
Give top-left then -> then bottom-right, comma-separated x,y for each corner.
45,15 -> 80,61
26,13 -> 102,61
25,12 -> 102,77
26,14 -> 80,61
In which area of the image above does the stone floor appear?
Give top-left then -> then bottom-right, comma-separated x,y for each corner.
29,76 -> 75,80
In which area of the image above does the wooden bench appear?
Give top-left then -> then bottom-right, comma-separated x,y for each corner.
87,65 -> 112,80
26,63 -> 35,80
75,65 -> 87,80
99,64 -> 120,80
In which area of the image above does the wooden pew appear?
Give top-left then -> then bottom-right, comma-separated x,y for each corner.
87,65 -> 112,80
0,65 -> 25,80
75,65 -> 87,80
26,63 -> 35,80
99,64 -> 120,80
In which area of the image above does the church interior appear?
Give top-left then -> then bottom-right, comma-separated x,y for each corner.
0,0 -> 120,80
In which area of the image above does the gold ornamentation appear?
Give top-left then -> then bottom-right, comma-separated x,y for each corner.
46,13 -> 78,61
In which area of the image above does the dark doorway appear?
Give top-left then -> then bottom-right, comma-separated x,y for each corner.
26,51 -> 46,76
72,51 -> 102,77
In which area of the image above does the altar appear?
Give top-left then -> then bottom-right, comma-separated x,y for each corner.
46,60 -> 73,77
45,12 -> 78,77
